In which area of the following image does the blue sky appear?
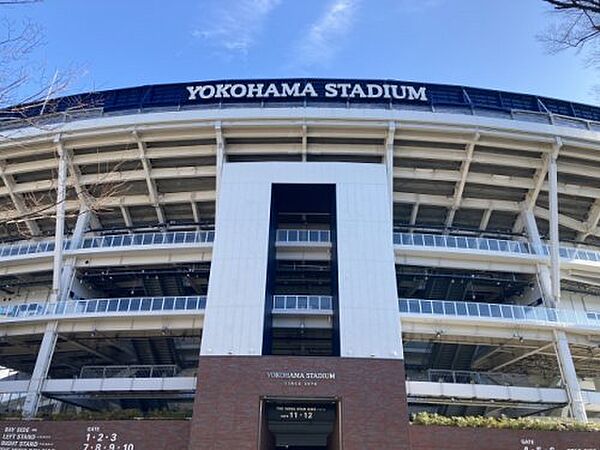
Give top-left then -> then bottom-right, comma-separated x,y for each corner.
3,0 -> 597,104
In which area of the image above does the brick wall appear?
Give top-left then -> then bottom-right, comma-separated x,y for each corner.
188,355 -> 411,450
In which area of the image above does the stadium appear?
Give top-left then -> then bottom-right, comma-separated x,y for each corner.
1,78 -> 600,449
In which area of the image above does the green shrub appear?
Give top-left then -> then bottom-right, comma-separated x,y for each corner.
34,408 -> 193,421
410,412 -> 600,432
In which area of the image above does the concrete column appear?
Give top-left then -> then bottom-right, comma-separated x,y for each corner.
58,207 -> 92,301
384,122 -> 395,223
22,145 -> 93,418
548,152 -> 561,303
522,209 -> 554,307
554,330 -> 588,422
51,142 -> 68,301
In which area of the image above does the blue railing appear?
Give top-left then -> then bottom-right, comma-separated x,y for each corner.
0,296 -> 206,320
79,231 -> 214,249
0,239 -> 60,259
394,232 -> 531,255
399,298 -> 600,328
276,229 -> 331,243
272,295 -> 333,311
395,232 -> 600,265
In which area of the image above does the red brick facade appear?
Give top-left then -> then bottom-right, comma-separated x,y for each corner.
188,355 -> 411,450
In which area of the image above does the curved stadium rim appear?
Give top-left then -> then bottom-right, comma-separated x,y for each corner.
1,78 -> 599,130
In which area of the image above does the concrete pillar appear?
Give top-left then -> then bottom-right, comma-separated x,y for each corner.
548,153 -> 561,303
385,122 -> 395,224
22,146 -> 92,418
522,209 -> 554,307
554,330 -> 588,422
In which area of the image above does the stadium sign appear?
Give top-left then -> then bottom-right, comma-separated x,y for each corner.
185,81 -> 427,102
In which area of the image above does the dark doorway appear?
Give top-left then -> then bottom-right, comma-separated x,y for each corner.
261,399 -> 339,450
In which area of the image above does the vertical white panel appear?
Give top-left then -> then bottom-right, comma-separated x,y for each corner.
336,167 -> 403,359
201,162 -> 403,360
200,167 -> 272,356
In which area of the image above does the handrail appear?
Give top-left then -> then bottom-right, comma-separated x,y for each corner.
79,364 -> 179,379
399,298 -> 600,328
0,231 -> 214,260
276,229 -> 331,243
394,232 -> 531,254
272,295 -> 333,311
0,296 -> 206,320
394,231 -> 600,264
78,230 -> 214,249
408,369 -> 557,389
0,238 -> 61,259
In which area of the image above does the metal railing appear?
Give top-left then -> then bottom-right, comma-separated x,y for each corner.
276,229 -> 331,243
0,296 -> 206,320
79,230 -> 214,249
0,231 -> 215,261
79,364 -> 178,379
272,295 -> 333,311
0,238 -> 60,258
399,298 -> 600,328
395,232 -> 600,266
394,232 -> 531,255
409,369 -> 556,388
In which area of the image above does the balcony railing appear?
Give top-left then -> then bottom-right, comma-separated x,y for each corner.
78,230 -> 214,249
272,295 -> 333,312
0,231 -> 215,262
399,298 -> 600,328
79,364 -> 179,379
394,232 -> 600,266
0,238 -> 61,259
394,232 -> 532,255
0,296 -> 206,321
276,229 -> 331,243
409,369 -> 556,389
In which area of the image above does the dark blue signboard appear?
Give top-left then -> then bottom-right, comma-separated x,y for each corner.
3,78 -> 600,124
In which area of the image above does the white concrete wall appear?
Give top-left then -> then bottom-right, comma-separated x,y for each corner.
200,166 -> 272,356
336,170 -> 402,359
0,287 -> 51,305
200,162 -> 403,359
561,290 -> 600,313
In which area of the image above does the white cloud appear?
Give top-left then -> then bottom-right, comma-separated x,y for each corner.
396,0 -> 444,13
292,0 -> 361,70
193,0 -> 281,54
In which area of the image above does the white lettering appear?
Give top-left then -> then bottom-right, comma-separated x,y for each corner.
408,86 -> 427,101
301,82 -> 318,97
367,84 -> 383,98
200,85 -> 216,99
338,83 -> 352,97
349,84 -> 366,98
324,83 -> 338,97
246,83 -> 264,98
390,85 -> 406,100
186,81 -> 428,102
264,83 -> 281,97
215,84 -> 231,98
280,83 -> 301,97
186,86 -> 202,100
230,84 -> 247,98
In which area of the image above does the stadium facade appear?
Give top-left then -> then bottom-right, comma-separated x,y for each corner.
0,79 -> 600,449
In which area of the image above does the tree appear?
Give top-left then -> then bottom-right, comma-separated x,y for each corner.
541,1 -> 600,65
0,1 -> 125,240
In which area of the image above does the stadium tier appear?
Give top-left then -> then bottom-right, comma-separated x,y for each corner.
1,79 -> 600,449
